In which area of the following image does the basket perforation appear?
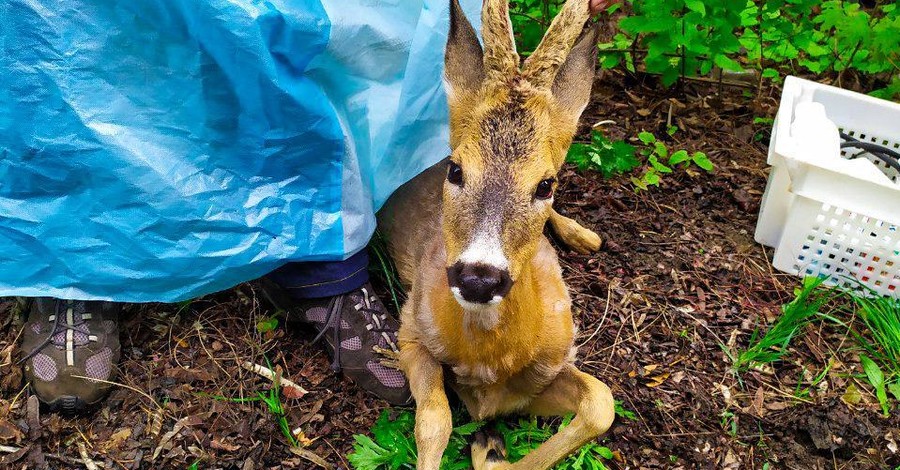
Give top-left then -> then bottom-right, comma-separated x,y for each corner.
791,203 -> 900,294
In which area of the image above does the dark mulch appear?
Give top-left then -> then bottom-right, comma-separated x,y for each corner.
1,71 -> 899,469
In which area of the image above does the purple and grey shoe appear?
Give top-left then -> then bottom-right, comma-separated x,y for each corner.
19,298 -> 121,413
263,282 -> 412,405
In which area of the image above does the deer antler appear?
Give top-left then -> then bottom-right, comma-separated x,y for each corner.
522,0 -> 592,88
481,0 -> 519,82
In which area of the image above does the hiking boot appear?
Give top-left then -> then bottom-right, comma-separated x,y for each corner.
19,298 -> 121,413
261,281 -> 412,405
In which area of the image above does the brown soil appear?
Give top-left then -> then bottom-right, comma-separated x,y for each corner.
1,72 -> 899,469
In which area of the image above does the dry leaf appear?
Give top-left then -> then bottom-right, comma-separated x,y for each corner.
841,383 -> 862,406
104,428 -> 132,451
765,401 -> 790,411
646,372 -> 670,388
282,384 -> 306,400
0,420 -> 23,443
211,439 -> 241,452
748,387 -> 765,417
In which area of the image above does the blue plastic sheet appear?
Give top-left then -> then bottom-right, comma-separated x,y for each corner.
0,0 -> 482,302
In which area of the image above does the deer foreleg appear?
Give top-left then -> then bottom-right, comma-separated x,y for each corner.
549,209 -> 602,254
471,364 -> 614,470
401,342 -> 452,470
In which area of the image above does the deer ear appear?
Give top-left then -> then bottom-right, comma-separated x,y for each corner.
445,0 -> 484,106
551,24 -> 599,120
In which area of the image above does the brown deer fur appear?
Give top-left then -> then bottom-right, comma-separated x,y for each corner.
377,0 -> 614,468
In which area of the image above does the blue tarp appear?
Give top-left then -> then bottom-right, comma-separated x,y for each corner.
0,0 -> 482,302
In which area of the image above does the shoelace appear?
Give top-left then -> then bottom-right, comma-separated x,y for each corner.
310,288 -> 400,372
18,299 -> 98,366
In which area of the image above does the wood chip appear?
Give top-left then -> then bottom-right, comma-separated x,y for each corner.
77,441 -> 100,470
288,447 -> 334,470
241,362 -> 308,398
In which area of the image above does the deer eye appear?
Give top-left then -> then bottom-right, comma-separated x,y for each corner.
535,178 -> 555,199
447,161 -> 463,186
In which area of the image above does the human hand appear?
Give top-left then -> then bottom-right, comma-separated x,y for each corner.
589,0 -> 618,15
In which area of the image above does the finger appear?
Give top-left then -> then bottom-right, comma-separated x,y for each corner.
589,0 -> 616,15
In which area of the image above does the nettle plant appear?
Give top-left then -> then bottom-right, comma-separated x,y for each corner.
631,130 -> 712,190
510,0 -> 900,99
566,127 -> 712,191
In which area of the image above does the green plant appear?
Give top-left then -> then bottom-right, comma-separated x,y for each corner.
368,230 -> 408,314
733,277 -> 829,371
850,292 -> 900,415
859,354 -> 891,417
567,129 -> 640,177
792,361 -> 832,400
510,0 -> 560,54
719,410 -> 738,437
735,277 -> 900,415
496,416 -> 614,469
614,399 -> 638,421
631,131 -> 712,191
210,358 -> 298,447
348,410 -> 616,470
852,291 -> 900,379
595,0 -> 900,99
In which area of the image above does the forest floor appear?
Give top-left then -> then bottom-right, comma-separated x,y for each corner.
1,71 -> 899,469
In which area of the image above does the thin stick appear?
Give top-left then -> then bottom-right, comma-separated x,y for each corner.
578,284 -> 613,349
0,446 -> 20,454
240,362 -> 309,396
77,441 -> 100,470
69,375 -> 164,412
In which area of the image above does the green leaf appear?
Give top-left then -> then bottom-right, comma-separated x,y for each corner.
638,131 -> 656,145
713,54 -> 743,72
653,141 -> 669,159
888,382 -> 900,401
631,176 -> 648,191
860,355 -> 890,417
685,0 -> 706,17
348,435 -> 395,470
648,155 -> 672,174
568,131 -> 639,178
596,447 -> 615,459
691,152 -> 714,171
256,316 -> 279,334
669,150 -> 690,165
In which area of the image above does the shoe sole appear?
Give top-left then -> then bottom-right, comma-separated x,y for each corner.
40,395 -> 94,415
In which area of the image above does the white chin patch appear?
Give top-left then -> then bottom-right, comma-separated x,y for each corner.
451,288 -> 502,330
451,287 -> 502,310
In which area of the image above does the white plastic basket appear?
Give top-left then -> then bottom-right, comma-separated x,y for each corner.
755,76 -> 900,297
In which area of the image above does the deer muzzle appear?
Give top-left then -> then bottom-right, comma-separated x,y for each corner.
447,261 -> 513,306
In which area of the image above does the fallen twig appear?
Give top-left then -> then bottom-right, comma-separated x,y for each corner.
0,445 -> 20,454
46,452 -> 106,468
289,447 -> 334,470
77,441 -> 100,470
70,375 -> 164,412
240,361 -> 308,397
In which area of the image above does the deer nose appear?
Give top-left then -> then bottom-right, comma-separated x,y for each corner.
447,262 -> 513,304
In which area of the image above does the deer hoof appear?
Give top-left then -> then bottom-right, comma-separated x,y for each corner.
472,430 -> 510,470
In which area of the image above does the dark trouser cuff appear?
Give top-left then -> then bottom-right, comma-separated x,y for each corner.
267,250 -> 370,299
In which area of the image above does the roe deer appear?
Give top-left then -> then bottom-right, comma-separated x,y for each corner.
378,0 -> 613,467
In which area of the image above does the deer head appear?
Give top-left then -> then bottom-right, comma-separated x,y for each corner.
442,0 -> 598,310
